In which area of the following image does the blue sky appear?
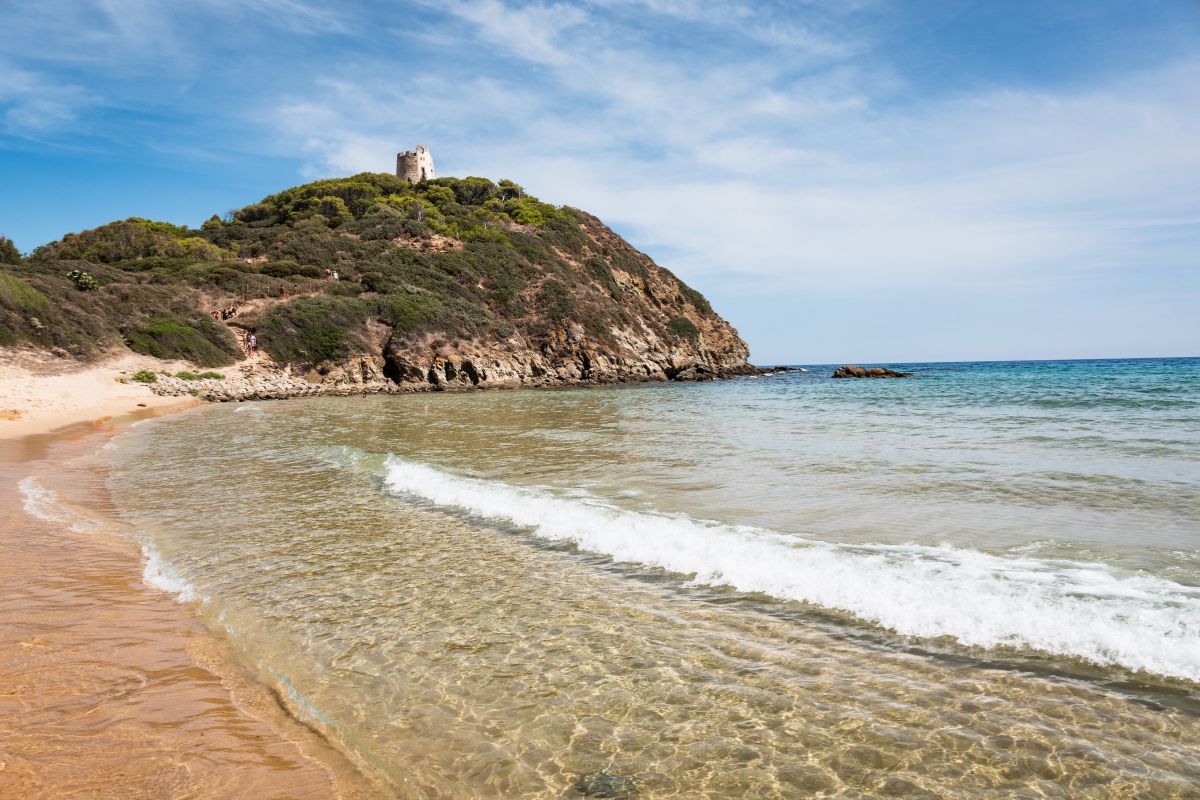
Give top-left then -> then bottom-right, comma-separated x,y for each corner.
1,0 -> 1197,363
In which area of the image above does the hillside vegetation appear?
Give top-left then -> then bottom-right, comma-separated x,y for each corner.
0,174 -> 748,385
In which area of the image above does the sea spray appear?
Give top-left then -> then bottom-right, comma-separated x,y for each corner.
382,455 -> 1200,682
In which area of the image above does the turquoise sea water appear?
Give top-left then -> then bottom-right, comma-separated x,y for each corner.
103,357 -> 1200,797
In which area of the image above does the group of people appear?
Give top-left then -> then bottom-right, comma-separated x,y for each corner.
212,305 -> 238,321
323,268 -> 340,281
240,329 -> 258,355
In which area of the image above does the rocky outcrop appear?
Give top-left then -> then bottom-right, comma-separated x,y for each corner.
150,333 -> 761,402
832,365 -> 913,379
378,319 -> 756,393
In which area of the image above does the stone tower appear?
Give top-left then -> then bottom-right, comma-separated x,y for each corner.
396,144 -> 435,183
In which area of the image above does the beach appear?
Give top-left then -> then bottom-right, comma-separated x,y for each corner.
0,377 -> 374,799
3,357 -> 1199,798
0,350 -> 199,439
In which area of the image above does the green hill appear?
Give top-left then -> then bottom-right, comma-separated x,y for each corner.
0,174 -> 752,388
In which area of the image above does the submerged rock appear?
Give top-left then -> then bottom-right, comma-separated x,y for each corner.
575,768 -> 639,798
832,365 -> 913,379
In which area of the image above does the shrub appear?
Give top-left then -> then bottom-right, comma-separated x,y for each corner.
66,269 -> 101,291
505,196 -> 566,226
130,370 -> 158,383
0,236 -> 21,264
256,296 -> 368,365
35,219 -> 232,264
359,271 -> 387,293
538,279 -> 575,321
260,259 -> 321,279
668,316 -> 700,340
583,256 -> 619,296
175,370 -> 200,380
684,287 -> 712,315
125,316 -> 239,366
373,291 -> 443,334
198,370 -> 224,379
0,272 -> 48,312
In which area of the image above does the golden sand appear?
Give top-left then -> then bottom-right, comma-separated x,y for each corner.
0,409 -> 372,799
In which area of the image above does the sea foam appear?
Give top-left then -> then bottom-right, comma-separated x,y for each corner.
18,476 -> 101,533
383,456 -> 1200,682
140,543 -> 199,603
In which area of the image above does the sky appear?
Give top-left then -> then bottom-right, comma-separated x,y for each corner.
1,1 -> 1197,363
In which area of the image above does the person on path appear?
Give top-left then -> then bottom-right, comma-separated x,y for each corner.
247,333 -> 257,355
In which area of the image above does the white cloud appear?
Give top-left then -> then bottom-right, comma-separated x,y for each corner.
0,61 -> 93,136
268,3 -> 1199,297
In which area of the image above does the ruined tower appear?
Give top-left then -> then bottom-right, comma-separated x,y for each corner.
396,144 -> 435,183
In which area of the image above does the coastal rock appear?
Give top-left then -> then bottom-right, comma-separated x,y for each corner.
832,365 -> 913,379
575,769 -> 639,798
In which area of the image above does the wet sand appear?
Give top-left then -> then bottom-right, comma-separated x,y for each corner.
0,408 -> 372,799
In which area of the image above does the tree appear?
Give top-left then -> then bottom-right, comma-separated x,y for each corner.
0,236 -> 20,264
497,179 -> 525,200
453,177 -> 496,206
421,184 -> 457,211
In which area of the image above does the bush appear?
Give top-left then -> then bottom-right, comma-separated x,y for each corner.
684,287 -> 712,315
130,370 -> 158,383
125,315 -> 239,366
668,316 -> 700,340
538,279 -> 575,321
256,296 -> 368,365
66,269 -> 101,291
175,370 -> 200,380
260,259 -> 322,279
0,237 -> 21,264
0,272 -> 48,312
198,370 -> 223,379
359,271 -> 387,293
36,219 -> 231,264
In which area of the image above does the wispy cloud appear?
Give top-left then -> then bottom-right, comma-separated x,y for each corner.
269,2 -> 1200,298
2,0 -> 1196,358
0,61 -> 94,136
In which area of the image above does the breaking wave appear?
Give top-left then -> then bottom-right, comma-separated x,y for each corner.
383,456 -> 1200,682
140,542 -> 199,603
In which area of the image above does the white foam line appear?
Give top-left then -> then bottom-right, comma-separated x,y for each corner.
140,542 -> 199,603
17,476 -> 101,533
383,455 -> 1200,683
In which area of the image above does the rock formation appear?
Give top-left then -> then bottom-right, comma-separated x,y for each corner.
832,365 -> 913,379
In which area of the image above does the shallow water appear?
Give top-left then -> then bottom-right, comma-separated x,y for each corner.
108,358 -> 1200,797
1,416 -> 361,799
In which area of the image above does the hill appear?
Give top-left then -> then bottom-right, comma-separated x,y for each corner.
0,174 -> 754,397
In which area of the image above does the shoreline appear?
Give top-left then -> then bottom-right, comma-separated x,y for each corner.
1,347 -> 783,427
0,399 -> 378,798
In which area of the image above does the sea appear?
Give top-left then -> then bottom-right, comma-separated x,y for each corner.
103,358 -> 1200,798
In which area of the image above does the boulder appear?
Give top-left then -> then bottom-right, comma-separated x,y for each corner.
832,365 -> 913,379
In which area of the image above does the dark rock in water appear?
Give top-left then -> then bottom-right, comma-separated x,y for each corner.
832,365 -> 913,379
575,769 -> 639,798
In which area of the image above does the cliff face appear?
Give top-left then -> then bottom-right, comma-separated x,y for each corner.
4,174 -> 755,398
372,211 -> 752,392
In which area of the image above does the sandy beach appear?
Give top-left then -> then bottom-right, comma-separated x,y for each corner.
0,350 -> 201,440
0,361 -> 373,799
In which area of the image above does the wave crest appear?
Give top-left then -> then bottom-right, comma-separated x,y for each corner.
383,456 -> 1200,682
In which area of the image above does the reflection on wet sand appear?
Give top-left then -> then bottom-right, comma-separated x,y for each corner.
0,414 -> 371,799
